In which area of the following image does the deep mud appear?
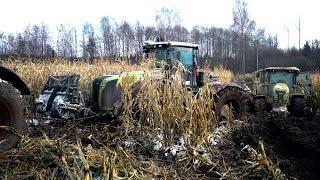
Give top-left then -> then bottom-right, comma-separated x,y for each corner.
222,112 -> 320,179
19,112 -> 320,179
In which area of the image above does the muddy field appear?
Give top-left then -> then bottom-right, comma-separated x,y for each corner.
222,112 -> 320,179
0,111 -> 318,179
0,60 -> 319,179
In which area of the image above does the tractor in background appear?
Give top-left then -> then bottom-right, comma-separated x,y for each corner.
251,67 -> 312,116
0,66 -> 30,153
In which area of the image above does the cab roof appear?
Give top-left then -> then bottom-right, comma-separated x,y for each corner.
143,41 -> 199,50
255,67 -> 300,73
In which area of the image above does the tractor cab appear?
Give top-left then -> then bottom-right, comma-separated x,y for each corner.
143,41 -> 203,89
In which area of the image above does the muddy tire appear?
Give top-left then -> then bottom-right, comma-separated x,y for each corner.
254,98 -> 267,113
214,86 -> 251,120
0,82 -> 26,153
289,97 -> 306,117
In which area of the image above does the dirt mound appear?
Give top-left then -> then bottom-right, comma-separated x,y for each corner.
223,113 -> 320,179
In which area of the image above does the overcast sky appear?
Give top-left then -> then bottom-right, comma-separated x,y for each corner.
0,0 -> 319,49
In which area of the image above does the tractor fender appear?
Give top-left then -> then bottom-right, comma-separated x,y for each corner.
214,83 -> 253,101
213,84 -> 253,119
0,66 -> 30,95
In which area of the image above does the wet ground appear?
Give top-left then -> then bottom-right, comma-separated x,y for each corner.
24,111 -> 320,179
221,112 -> 320,179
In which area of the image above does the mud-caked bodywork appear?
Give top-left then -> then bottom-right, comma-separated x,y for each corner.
36,71 -> 145,119
252,67 -> 312,116
36,74 -> 89,119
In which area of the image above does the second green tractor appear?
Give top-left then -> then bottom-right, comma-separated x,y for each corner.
251,67 -> 312,116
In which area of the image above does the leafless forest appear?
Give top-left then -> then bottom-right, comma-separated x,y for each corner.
0,1 -> 319,73
0,0 -> 319,179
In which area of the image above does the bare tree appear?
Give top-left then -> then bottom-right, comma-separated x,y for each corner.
40,23 -> 49,58
82,23 -> 96,62
191,26 -> 201,44
57,24 -> 73,58
253,28 -> 265,70
0,32 -> 6,55
16,33 -> 27,58
145,26 -> 157,41
155,7 -> 181,40
134,21 -> 145,61
232,0 -> 256,73
101,16 -> 112,59
119,21 -> 134,61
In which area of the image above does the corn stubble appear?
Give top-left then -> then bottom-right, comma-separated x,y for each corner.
0,59 -> 312,179
131,69 -> 216,146
311,72 -> 320,109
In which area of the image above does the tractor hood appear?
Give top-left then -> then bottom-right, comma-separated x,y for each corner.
92,71 -> 145,113
272,83 -> 290,108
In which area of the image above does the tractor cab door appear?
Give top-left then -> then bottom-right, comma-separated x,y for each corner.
296,72 -> 312,96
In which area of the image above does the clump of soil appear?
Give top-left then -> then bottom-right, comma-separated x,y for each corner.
222,112 -> 320,179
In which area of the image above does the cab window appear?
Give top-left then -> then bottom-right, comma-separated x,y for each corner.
173,47 -> 194,68
155,49 -> 167,60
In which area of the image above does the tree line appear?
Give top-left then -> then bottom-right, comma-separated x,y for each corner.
0,0 -> 319,73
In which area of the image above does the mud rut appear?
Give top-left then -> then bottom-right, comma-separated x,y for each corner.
25,108 -> 319,179
221,112 -> 320,179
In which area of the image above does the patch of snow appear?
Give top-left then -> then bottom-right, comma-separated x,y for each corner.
164,136 -> 188,160
209,121 -> 227,146
152,128 -> 164,151
28,118 -> 39,125
123,140 -> 137,148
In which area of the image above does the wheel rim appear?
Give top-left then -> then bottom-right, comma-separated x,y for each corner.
0,100 -> 13,140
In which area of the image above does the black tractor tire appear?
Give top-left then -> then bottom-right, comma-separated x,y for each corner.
289,97 -> 307,117
0,82 -> 26,153
254,98 -> 267,114
214,86 -> 251,120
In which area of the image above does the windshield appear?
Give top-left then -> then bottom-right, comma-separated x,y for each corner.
268,71 -> 294,88
169,47 -> 194,68
154,47 -> 195,68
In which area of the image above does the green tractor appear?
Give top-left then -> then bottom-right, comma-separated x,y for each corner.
252,67 -> 312,116
0,66 -> 30,153
143,41 -> 252,118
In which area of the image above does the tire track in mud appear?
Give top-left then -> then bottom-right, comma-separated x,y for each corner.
221,112 -> 320,179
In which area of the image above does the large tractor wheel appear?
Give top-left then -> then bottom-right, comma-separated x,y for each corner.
254,97 -> 267,114
0,82 -> 26,153
289,96 -> 306,117
214,86 -> 251,120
